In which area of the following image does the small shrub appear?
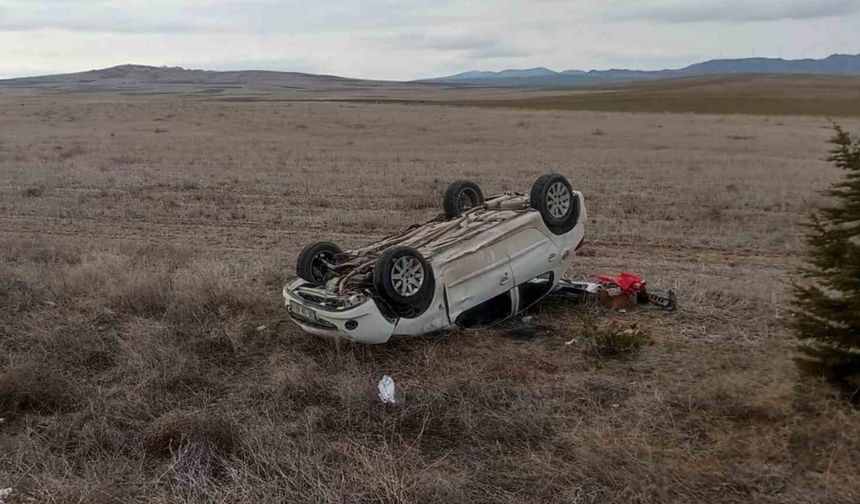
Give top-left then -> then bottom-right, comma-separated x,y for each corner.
58,144 -> 87,160
141,409 -> 238,457
190,327 -> 237,362
22,187 -> 43,197
0,361 -> 78,416
0,273 -> 42,315
110,270 -> 172,317
583,323 -> 650,358
170,259 -> 270,323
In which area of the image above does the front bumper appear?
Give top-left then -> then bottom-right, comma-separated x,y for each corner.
282,280 -> 396,344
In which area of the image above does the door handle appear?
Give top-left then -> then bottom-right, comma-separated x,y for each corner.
500,273 -> 510,285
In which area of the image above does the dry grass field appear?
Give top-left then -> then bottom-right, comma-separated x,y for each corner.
1,95 -> 860,503
406,75 -> 860,117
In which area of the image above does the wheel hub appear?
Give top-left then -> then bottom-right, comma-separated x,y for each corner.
457,189 -> 477,213
547,182 -> 571,219
391,256 -> 425,296
312,252 -> 336,284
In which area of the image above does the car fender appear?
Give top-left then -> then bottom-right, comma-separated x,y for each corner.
391,276 -> 451,336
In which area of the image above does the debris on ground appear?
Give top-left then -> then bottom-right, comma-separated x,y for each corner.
377,375 -> 398,404
552,280 -> 598,303
507,315 -> 552,340
555,272 -> 676,311
597,272 -> 646,310
643,289 -> 677,311
507,323 -> 551,340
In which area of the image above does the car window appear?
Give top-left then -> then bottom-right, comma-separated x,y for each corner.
455,291 -> 513,329
517,272 -> 554,312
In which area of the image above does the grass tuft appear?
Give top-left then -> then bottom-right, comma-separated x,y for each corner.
583,322 -> 650,358
141,409 -> 239,457
0,360 -> 78,416
21,187 -> 43,197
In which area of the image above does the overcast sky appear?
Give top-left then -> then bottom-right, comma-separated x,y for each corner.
1,0 -> 858,80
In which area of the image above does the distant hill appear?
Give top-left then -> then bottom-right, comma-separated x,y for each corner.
0,64 -> 430,95
423,53 -> 860,87
444,67 -> 558,80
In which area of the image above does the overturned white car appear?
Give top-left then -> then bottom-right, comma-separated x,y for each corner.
283,174 -> 587,343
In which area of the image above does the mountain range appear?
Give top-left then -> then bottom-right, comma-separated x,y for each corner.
2,54 -> 860,96
423,53 -> 860,87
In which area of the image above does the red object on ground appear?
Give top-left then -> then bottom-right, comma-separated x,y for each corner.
598,272 -> 646,294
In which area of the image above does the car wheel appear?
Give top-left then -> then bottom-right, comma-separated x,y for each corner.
530,173 -> 579,234
443,180 -> 484,219
373,246 -> 434,317
296,241 -> 342,286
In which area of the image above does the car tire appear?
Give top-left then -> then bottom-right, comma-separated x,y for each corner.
296,241 -> 342,286
530,173 -> 579,235
373,246 -> 434,318
443,180 -> 484,219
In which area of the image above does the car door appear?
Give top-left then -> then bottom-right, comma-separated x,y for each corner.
505,227 -> 560,286
442,241 -> 514,322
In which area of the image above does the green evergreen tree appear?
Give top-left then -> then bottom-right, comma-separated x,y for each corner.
791,125 -> 860,399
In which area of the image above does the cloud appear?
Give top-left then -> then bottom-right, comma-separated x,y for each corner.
0,0 -> 452,33
376,33 -> 532,60
186,57 -> 320,74
609,0 -> 860,23
6,1 -> 856,34
0,1 -> 199,32
384,34 -> 499,51
468,45 -> 533,60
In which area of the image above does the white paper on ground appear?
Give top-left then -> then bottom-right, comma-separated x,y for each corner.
0,488 -> 13,504
378,375 -> 397,404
